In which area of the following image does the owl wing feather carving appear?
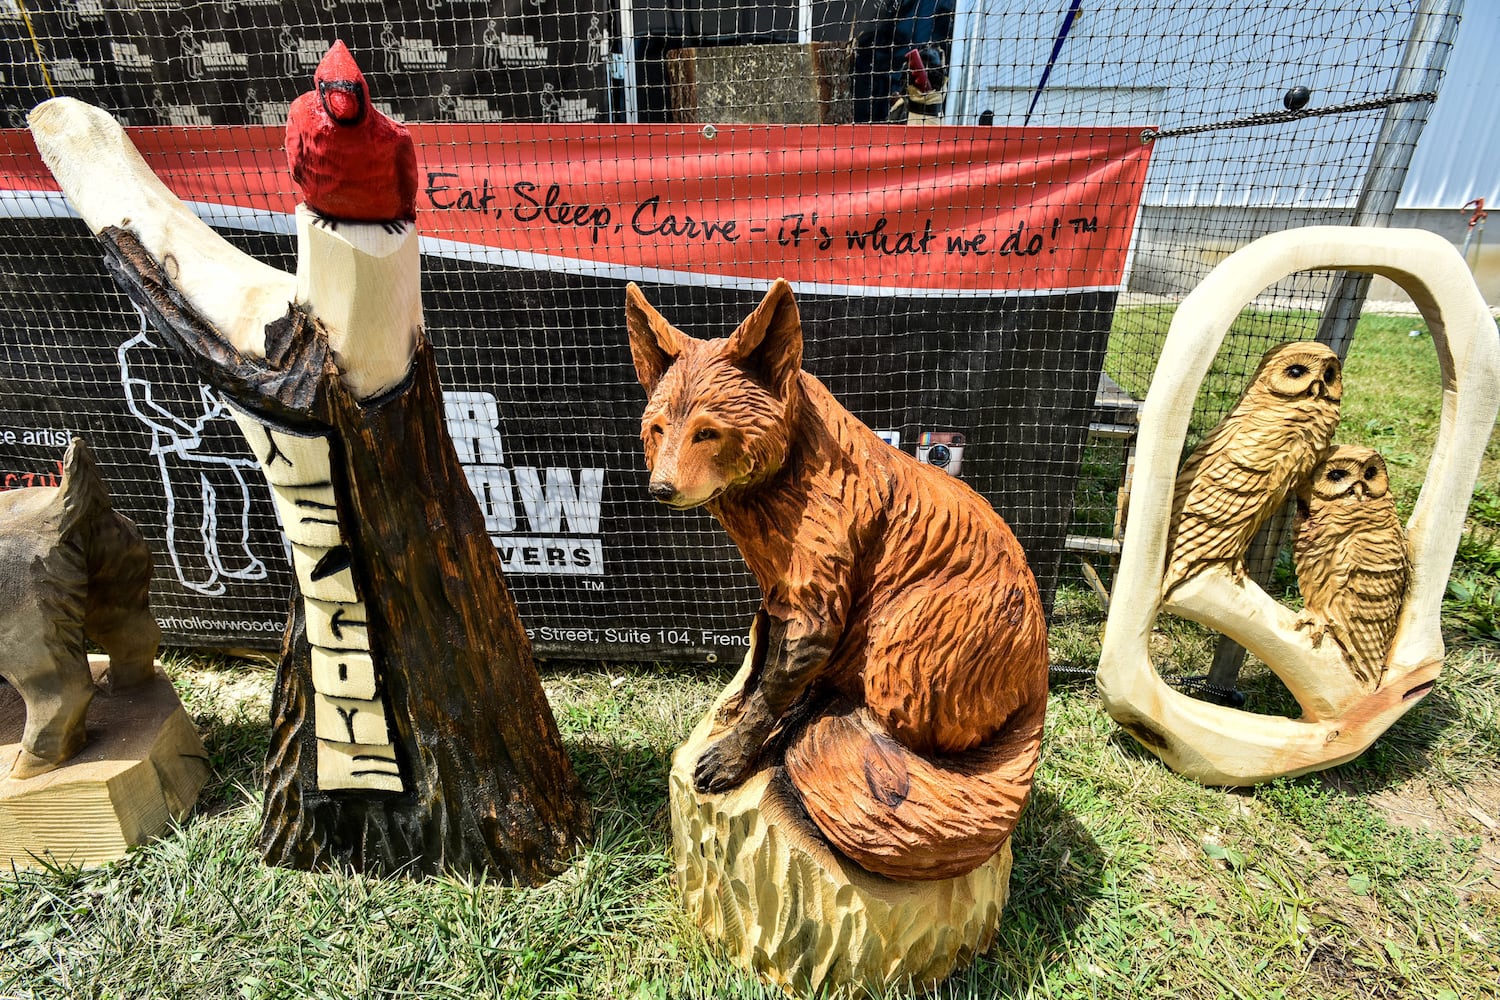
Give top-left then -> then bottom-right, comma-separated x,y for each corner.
1165,409 -> 1314,592
1294,446 -> 1410,687
1317,516 -> 1409,685
1163,342 -> 1343,596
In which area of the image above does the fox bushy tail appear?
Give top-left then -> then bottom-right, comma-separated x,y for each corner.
784,698 -> 1045,881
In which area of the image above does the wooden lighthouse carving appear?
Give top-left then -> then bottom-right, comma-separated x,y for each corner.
28,44 -> 591,880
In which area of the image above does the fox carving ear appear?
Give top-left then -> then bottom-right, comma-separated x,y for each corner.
626,282 -> 692,394
725,278 -> 803,397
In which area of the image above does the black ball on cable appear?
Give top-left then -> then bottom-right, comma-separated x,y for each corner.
1283,86 -> 1312,111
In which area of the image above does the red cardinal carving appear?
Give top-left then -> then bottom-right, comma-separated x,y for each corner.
286,40 -> 417,224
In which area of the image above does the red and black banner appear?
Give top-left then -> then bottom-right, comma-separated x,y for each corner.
0,122 -> 1150,660
0,1 -> 612,129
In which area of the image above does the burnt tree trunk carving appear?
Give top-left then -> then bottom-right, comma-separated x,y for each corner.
32,97 -> 590,880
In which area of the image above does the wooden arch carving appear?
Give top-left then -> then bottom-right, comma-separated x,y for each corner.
1097,226 -> 1500,785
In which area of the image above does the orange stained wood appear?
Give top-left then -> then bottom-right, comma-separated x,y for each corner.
628,278 -> 1049,880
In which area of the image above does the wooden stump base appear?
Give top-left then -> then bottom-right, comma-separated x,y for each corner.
0,656 -> 208,868
670,662 -> 1012,995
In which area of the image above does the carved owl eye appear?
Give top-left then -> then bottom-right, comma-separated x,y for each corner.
1364,464 -> 1378,480
1326,468 -> 1348,483
1260,344 -> 1339,398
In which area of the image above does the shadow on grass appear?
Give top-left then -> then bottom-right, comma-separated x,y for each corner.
1318,681 -> 1463,794
1231,661 -> 1457,795
935,786 -> 1107,997
563,734 -> 675,841
192,712 -> 269,816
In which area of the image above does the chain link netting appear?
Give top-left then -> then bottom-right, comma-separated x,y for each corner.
0,1 -> 1457,667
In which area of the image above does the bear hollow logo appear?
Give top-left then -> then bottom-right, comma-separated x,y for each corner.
63,0 -> 105,27
436,87 -> 503,123
293,38 -> 327,72
482,30 -> 548,69
48,58 -> 99,86
397,37 -> 450,70
110,42 -> 153,73
540,86 -> 599,123
197,41 -> 249,74
443,390 -> 604,577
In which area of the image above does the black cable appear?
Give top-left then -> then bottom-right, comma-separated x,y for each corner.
1142,91 -> 1437,144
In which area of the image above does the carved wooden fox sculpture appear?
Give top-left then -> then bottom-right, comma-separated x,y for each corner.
0,438 -> 158,778
627,279 -> 1049,880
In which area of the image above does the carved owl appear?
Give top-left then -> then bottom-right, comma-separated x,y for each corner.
1293,446 -> 1410,686
1163,341 -> 1343,594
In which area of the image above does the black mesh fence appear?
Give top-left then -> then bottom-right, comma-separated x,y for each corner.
0,1 -> 1459,662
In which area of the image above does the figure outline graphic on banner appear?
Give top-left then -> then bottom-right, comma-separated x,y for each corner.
482,20 -> 502,70
586,16 -> 607,68
279,27 -> 299,78
119,311 -> 269,597
540,83 -> 560,122
380,22 -> 399,73
177,27 -> 205,82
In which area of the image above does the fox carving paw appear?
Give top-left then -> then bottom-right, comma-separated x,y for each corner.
694,730 -> 761,793
713,688 -> 747,726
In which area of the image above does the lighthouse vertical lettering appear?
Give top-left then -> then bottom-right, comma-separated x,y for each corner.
229,407 -> 403,792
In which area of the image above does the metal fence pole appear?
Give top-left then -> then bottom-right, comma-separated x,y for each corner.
1316,0 -> 1465,357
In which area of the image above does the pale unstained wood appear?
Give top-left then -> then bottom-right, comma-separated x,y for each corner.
29,96 -> 591,877
0,657 -> 208,868
1163,568 -> 1360,720
27,97 -> 294,359
670,654 -> 1015,996
293,205 -> 421,400
1097,226 -> 1500,785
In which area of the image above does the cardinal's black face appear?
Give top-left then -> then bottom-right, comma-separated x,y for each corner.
318,78 -> 367,126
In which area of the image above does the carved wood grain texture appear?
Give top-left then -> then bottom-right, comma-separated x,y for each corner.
670,660 -> 1013,995
1,658 -> 207,868
257,343 -> 592,878
783,697 -> 1043,881
98,227 -> 591,881
628,280 -> 1049,884
1162,342 -> 1342,596
1292,446 -> 1409,687
0,437 -> 159,777
1098,226 -> 1500,786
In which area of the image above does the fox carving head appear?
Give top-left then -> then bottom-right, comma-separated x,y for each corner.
626,279 -> 804,508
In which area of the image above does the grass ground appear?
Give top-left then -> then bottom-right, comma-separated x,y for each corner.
3,311 -> 1498,1000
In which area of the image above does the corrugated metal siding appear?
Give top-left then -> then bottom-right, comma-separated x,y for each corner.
948,2 -> 1425,209
1401,4 -> 1500,209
